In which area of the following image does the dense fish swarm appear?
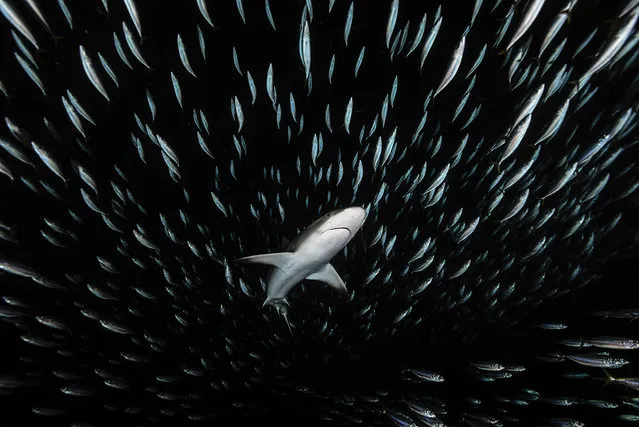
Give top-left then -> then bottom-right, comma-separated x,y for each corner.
0,0 -> 638,425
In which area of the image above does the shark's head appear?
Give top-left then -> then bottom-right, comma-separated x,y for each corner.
314,206 -> 367,249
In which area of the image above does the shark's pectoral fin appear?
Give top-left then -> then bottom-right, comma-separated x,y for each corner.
234,252 -> 294,270
306,263 -> 347,294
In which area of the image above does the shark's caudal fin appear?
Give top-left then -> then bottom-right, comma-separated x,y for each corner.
280,308 -> 293,335
262,297 -> 289,309
306,263 -> 348,294
262,298 -> 293,334
234,252 -> 294,269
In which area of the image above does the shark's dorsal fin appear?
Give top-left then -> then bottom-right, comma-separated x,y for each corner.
306,263 -> 347,294
234,252 -> 294,270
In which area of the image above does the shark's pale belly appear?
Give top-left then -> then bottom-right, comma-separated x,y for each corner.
265,260 -> 324,300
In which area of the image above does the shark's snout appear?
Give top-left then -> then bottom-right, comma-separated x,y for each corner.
341,206 -> 367,232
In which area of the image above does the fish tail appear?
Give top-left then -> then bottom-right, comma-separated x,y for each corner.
492,160 -> 501,174
567,79 -> 582,93
561,8 -> 573,24
602,369 -> 615,386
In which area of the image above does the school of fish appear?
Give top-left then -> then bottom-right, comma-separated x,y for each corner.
0,0 -> 638,425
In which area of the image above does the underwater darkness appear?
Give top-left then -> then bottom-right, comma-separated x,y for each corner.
0,0 -> 638,425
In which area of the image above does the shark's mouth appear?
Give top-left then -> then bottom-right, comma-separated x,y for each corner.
325,227 -> 352,235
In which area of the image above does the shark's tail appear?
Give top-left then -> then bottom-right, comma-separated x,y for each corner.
262,297 -> 289,309
263,298 -> 294,334
281,312 -> 293,335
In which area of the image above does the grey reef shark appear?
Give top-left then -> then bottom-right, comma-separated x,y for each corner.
235,206 -> 367,332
